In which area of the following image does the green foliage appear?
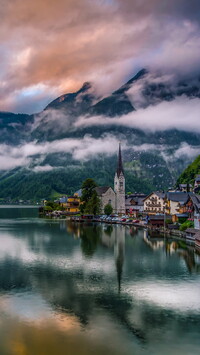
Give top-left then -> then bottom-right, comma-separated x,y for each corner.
84,191 -> 100,215
104,203 -> 113,215
45,201 -> 64,211
179,220 -> 194,231
81,178 -> 100,215
177,154 -> 200,186
44,205 -> 53,212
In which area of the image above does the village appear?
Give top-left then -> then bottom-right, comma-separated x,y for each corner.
41,144 -> 200,251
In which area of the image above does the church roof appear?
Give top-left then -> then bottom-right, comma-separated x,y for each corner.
95,186 -> 111,196
116,143 -> 124,177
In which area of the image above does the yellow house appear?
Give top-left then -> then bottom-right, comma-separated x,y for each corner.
66,193 -> 81,213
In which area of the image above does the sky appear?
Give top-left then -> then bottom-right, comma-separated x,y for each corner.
1,0 -> 200,114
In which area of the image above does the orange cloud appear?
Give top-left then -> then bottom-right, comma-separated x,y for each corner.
0,0 -> 200,113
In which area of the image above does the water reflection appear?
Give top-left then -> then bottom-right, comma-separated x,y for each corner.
0,211 -> 200,354
143,230 -> 200,274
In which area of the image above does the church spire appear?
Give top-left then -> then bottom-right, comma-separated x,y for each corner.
116,142 -> 124,177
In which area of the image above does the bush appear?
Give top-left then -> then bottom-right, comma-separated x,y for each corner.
104,204 -> 113,216
179,220 -> 194,231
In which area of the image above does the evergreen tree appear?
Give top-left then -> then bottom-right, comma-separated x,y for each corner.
80,178 -> 100,214
104,203 -> 113,215
84,190 -> 101,215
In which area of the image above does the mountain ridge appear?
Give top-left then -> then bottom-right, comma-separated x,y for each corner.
0,68 -> 200,200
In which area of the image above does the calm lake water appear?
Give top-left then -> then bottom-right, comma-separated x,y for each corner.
0,207 -> 200,355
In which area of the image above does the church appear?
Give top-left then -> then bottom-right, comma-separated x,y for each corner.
96,143 -> 126,215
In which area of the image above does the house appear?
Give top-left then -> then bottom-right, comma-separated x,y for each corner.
194,175 -> 200,188
125,194 -> 146,216
95,186 -> 116,214
194,175 -> 200,194
148,214 -> 172,228
189,194 -> 200,229
178,184 -> 192,192
166,192 -> 190,221
59,196 -> 68,208
66,193 -> 81,214
143,192 -> 166,215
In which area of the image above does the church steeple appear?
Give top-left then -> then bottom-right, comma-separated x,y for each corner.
114,143 -> 125,215
116,142 -> 124,177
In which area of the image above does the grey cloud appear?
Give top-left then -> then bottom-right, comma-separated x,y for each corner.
0,135 -> 123,171
75,96 -> 200,134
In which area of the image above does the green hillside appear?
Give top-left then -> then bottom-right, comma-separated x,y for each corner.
177,155 -> 200,186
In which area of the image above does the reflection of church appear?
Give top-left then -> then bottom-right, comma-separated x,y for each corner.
96,143 -> 125,215
101,225 -> 125,292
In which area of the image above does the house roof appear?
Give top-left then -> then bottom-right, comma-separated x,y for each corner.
190,194 -> 200,212
143,192 -> 166,201
95,186 -> 111,196
167,192 -> 189,203
149,214 -> 172,221
176,213 -> 189,218
75,189 -> 82,197
125,195 -> 146,206
179,184 -> 192,188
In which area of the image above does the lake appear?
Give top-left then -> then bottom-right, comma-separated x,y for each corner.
0,207 -> 200,354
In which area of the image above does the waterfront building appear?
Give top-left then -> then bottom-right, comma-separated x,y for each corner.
114,143 -> 126,215
66,193 -> 81,213
189,194 -> 200,229
125,193 -> 146,216
166,191 -> 190,221
95,186 -> 116,213
95,143 -> 126,215
143,192 -> 166,215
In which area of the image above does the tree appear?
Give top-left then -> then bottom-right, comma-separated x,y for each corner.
80,178 -> 100,214
84,191 -> 101,215
81,178 -> 97,212
104,203 -> 113,216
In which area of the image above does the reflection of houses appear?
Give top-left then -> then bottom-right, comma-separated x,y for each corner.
125,194 -> 146,216
143,232 -> 164,250
143,192 -> 166,215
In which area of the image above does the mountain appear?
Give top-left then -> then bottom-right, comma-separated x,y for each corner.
45,81 -> 96,114
0,68 -> 200,201
177,155 -> 200,186
0,111 -> 33,145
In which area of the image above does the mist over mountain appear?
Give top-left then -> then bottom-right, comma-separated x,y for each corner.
1,68 -> 200,200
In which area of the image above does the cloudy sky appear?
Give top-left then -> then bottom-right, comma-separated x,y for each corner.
1,0 -> 200,114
